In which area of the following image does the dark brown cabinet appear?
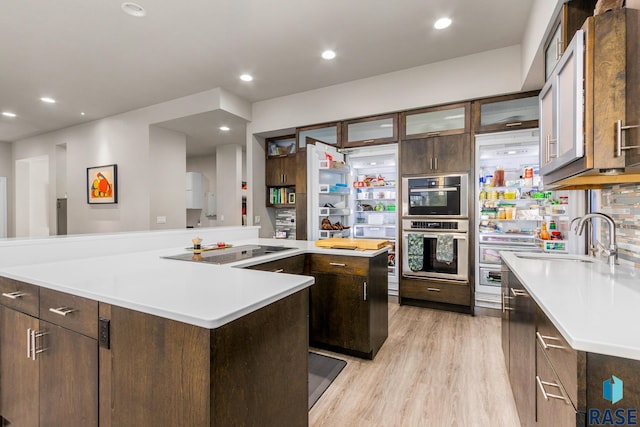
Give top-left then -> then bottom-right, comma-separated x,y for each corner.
341,113 -> 398,147
543,9 -> 640,187
472,91 -> 539,133
536,342 -> 582,426
0,280 -> 98,427
266,155 -> 297,187
400,134 -> 471,175
101,289 -> 309,427
501,267 -> 535,427
308,252 -> 388,359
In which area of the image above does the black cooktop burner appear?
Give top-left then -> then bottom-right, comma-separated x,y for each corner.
162,244 -> 296,265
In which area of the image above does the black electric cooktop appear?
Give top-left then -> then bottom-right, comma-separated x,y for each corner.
162,244 -> 296,265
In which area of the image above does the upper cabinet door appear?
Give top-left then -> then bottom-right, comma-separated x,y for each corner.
342,113 -> 398,147
473,92 -> 540,133
296,123 -> 341,150
539,29 -> 585,176
544,21 -> 564,80
400,103 -> 470,140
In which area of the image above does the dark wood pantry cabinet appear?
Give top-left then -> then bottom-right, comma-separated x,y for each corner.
400,134 -> 471,175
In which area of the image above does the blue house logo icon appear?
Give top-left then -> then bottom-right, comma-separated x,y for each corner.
603,375 -> 623,405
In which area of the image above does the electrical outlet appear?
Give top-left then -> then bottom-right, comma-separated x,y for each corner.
156,216 -> 166,224
254,216 -> 260,224
219,215 -> 224,221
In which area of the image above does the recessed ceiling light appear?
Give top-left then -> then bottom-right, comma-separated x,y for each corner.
434,17 -> 452,30
121,2 -> 146,17
219,126 -> 230,131
40,97 -> 56,104
81,112 -> 86,116
2,112 -> 16,118
321,50 -> 336,60
240,74 -> 253,82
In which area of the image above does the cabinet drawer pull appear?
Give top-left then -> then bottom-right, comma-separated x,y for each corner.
49,306 -> 77,317
502,294 -> 513,312
510,288 -> 529,297
615,120 -> 640,157
429,158 -> 434,170
434,157 -> 438,170
363,282 -> 367,301
272,268 -> 284,273
536,331 -> 565,350
2,291 -> 27,300
505,122 -> 522,127
329,262 -> 346,267
426,131 -> 440,137
362,139 -> 375,143
27,328 -> 31,359
427,287 -> 441,292
536,375 -> 570,404
555,37 -> 564,60
29,330 -> 48,360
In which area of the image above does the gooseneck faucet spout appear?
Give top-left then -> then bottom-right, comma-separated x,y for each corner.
575,212 -> 618,266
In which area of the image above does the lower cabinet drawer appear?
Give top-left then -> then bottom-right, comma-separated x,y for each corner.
536,305 -> 579,408
0,276 -> 39,316
39,287 -> 98,339
401,279 -> 470,306
246,254 -> 306,274
309,254 -> 369,276
536,342 -> 582,426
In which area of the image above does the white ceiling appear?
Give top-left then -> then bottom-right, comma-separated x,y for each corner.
0,0 -> 535,154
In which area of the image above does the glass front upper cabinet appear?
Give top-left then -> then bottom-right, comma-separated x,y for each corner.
342,113 -> 398,147
400,103 -> 470,139
266,136 -> 297,157
474,91 -> 540,133
296,123 -> 340,150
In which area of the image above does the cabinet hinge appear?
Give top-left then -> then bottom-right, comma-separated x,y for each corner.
99,317 -> 110,349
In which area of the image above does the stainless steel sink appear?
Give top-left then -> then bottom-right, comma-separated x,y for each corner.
514,253 -> 596,263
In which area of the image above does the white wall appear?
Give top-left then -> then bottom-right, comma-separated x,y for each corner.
187,154 -> 217,227
0,142 -> 12,237
149,126 -> 186,230
15,155 -> 49,237
216,144 -> 243,226
9,88 -> 251,236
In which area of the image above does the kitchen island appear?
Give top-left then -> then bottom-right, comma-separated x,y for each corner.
500,251 -> 640,426
0,228 -> 388,427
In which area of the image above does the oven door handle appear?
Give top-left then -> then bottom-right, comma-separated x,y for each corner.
409,187 -> 457,192
404,232 -> 468,240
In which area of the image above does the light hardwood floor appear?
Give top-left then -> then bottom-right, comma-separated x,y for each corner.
309,300 -> 521,427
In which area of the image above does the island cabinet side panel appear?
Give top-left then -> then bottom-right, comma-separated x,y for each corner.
369,252 -> 389,359
210,289 -> 309,427
586,353 -> 640,418
101,304 -> 211,427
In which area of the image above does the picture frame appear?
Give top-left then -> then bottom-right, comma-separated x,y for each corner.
87,164 -> 118,204
288,192 -> 296,204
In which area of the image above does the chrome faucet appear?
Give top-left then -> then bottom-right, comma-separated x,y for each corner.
575,212 -> 618,266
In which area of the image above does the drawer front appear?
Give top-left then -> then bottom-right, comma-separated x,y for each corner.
40,287 -> 98,339
310,254 -> 369,276
536,342 -> 580,426
536,306 -> 578,407
400,278 -> 470,306
0,276 -> 39,316
246,254 -> 306,274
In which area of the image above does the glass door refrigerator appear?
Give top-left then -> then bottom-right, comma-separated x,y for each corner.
345,145 -> 398,295
474,129 -> 586,311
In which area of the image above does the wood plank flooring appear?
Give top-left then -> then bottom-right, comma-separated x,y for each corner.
309,300 -> 521,427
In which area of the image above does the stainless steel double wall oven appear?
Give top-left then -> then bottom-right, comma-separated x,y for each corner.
401,173 -> 470,283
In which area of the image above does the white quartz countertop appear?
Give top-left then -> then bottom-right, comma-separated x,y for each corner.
501,251 -> 640,360
0,238 -> 388,329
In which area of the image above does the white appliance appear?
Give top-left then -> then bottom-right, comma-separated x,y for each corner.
474,129 -> 586,311
345,145 -> 398,295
